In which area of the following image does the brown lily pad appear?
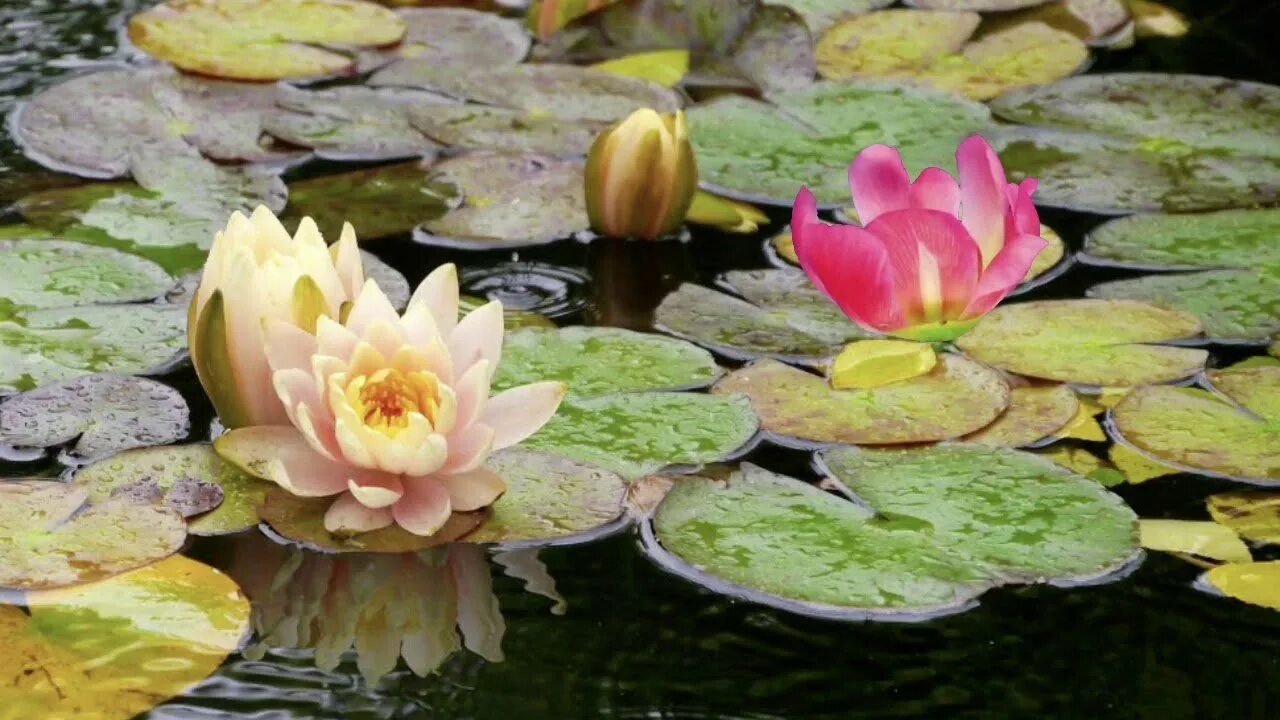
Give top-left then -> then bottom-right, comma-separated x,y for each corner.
963,384 -> 1080,447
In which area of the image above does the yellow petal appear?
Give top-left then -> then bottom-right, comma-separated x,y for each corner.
591,49 -> 690,87
686,191 -> 768,234
1205,561 -> 1280,610
1139,519 -> 1252,564
829,339 -> 937,390
1110,443 -> 1178,484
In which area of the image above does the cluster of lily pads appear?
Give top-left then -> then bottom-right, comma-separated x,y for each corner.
0,0 -> 1277,716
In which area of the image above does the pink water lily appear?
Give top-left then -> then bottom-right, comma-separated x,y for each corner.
216,264 -> 565,537
791,135 -> 1047,342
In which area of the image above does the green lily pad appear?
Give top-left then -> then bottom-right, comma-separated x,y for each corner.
711,356 -> 1008,447
687,80 -> 990,207
127,0 -> 407,81
494,326 -> 722,398
521,392 -> 759,479
0,375 -> 188,461
954,299 -> 1208,387
990,74 -> 1280,213
1082,208 -> 1280,270
0,481 -> 186,589
408,104 -> 609,155
962,384 -> 1080,447
73,444 -> 272,535
0,240 -> 173,315
281,161 -> 456,242
0,304 -> 188,395
464,448 -> 629,545
1108,366 -> 1280,484
1088,268 -> 1280,343
654,274 -> 874,364
257,488 -> 487,553
371,63 -> 681,122
264,86 -> 447,161
647,445 -> 1137,618
413,153 -> 587,248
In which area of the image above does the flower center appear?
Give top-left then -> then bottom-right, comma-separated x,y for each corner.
350,368 -> 441,436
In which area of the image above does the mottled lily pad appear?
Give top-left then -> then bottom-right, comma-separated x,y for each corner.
962,384 -> 1080,447
464,448 -> 629,545
264,86 -> 447,161
74,444 -> 271,535
281,161 -> 456,241
1108,366 -> 1280,484
389,8 -> 530,68
712,356 -> 1009,447
954,299 -> 1207,387
494,326 -> 722,398
0,304 -> 188,394
257,488 -> 486,553
413,154 -> 587,248
1088,268 -> 1280,343
150,71 -> 303,163
1207,491 -> 1280,545
0,240 -> 173,314
1082,208 -> 1280,270
647,445 -> 1137,619
990,74 -> 1280,213
0,375 -> 188,461
654,273 -> 874,364
3,555 -> 249,720
0,481 -> 186,589
908,0 -> 1052,8
408,105 -> 608,155
688,81 -> 990,207
127,0 -> 407,81
777,0 -> 896,34
987,0 -> 1133,46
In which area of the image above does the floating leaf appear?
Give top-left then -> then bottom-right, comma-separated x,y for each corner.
688,80 -> 990,207
1204,562 -> 1280,611
413,154 -> 587,248
281,161 -> 456,242
1110,441 -> 1178,484
987,0 -> 1132,46
1207,492 -> 1280,545
391,8 -> 530,67
712,356 -> 1008,447
908,0 -> 1054,9
0,481 -> 186,589
1083,208 -> 1280,271
465,448 -> 628,545
263,85 -> 447,161
954,299 -> 1207,387
1128,0 -> 1188,38
775,0 -> 895,33
0,375 -> 188,461
686,191 -> 769,234
648,445 -> 1136,618
727,5 -> 817,94
149,70 -> 304,163
1109,366 -> 1280,484
829,339 -> 937,390
963,384 -> 1079,447
109,477 -> 224,519
1139,519 -> 1251,564
257,488 -> 486,553
527,0 -> 619,39
128,0 -> 407,81
592,49 -> 690,87
74,444 -> 271,536
409,104 -> 608,156
2,555 -> 249,720
494,326 -> 722,398
1089,267 -> 1280,343
0,240 -> 173,314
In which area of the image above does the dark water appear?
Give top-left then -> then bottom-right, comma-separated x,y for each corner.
2,1 -> 1279,718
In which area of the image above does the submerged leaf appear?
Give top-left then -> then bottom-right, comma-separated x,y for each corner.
1138,519 -> 1251,564
1204,562 -> 1280,611
282,161 -> 456,242
1207,491 -> 1280,545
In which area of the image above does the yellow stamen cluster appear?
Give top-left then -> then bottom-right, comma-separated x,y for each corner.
346,369 -> 441,436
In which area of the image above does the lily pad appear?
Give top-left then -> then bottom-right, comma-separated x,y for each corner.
0,375 -> 188,461
1207,491 -> 1280,545
0,481 -> 186,589
986,0 -> 1132,46
464,447 -> 629,545
1138,519 -> 1252,564
263,85 -> 447,161
388,8 -> 530,68
1088,267 -> 1280,343
127,0 -> 407,81
908,0 -> 1052,8
989,74 -> 1280,213
777,0 -> 895,33
0,240 -> 173,315
712,356 -> 1009,447
257,488 -> 487,553
1204,561 -> 1280,611
413,154 -> 587,248
2,555 -> 249,720
647,445 -> 1137,619
408,104 -> 609,155
962,384 -> 1080,447
281,161 -> 456,242
494,326 -> 722,398
1082,208 -> 1280,271
654,274 -> 874,364
1108,366 -> 1280,484
149,71 -> 304,163
362,251 -> 411,312
371,63 -> 680,122
687,80 -> 991,207
73,444 -> 271,536
954,299 -> 1207,387
0,304 -> 188,394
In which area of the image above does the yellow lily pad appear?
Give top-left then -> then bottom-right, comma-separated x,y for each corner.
1128,0 -> 1188,38
829,339 -> 937,390
2,555 -> 249,720
687,191 -> 769,234
1139,519 -> 1252,564
1110,442 -> 1178,484
592,49 -> 690,87
128,0 -> 406,81
1207,492 -> 1280,545
1204,561 -> 1280,611
1055,394 -> 1107,441
964,384 -> 1079,447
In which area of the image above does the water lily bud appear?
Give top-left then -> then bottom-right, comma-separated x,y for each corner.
585,108 -> 698,240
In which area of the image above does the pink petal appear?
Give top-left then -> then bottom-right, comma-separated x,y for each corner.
438,467 -> 506,512
448,300 -> 503,381
392,476 -> 452,536
962,231 -> 1049,319
248,427 -> 356,497
956,134 -> 1010,267
315,316 -> 360,363
1007,181 -> 1041,238
849,144 -> 912,225
324,492 -> 394,533
265,320 -> 319,374
865,209 -> 982,325
480,381 -> 566,451
408,263 -> 459,340
347,473 -> 405,509
791,189 -> 903,333
449,544 -> 505,660
451,360 -> 491,432
440,423 -> 496,474
331,223 -> 365,301
909,167 -> 961,216
345,279 -> 402,338
273,367 -> 322,425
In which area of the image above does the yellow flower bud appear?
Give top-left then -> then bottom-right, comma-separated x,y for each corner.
584,108 -> 698,240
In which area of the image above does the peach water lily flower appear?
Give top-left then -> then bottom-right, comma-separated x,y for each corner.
791,135 -> 1047,342
190,207 -> 364,429
216,265 -> 565,536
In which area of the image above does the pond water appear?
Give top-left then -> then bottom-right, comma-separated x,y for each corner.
1,0 -> 1279,718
